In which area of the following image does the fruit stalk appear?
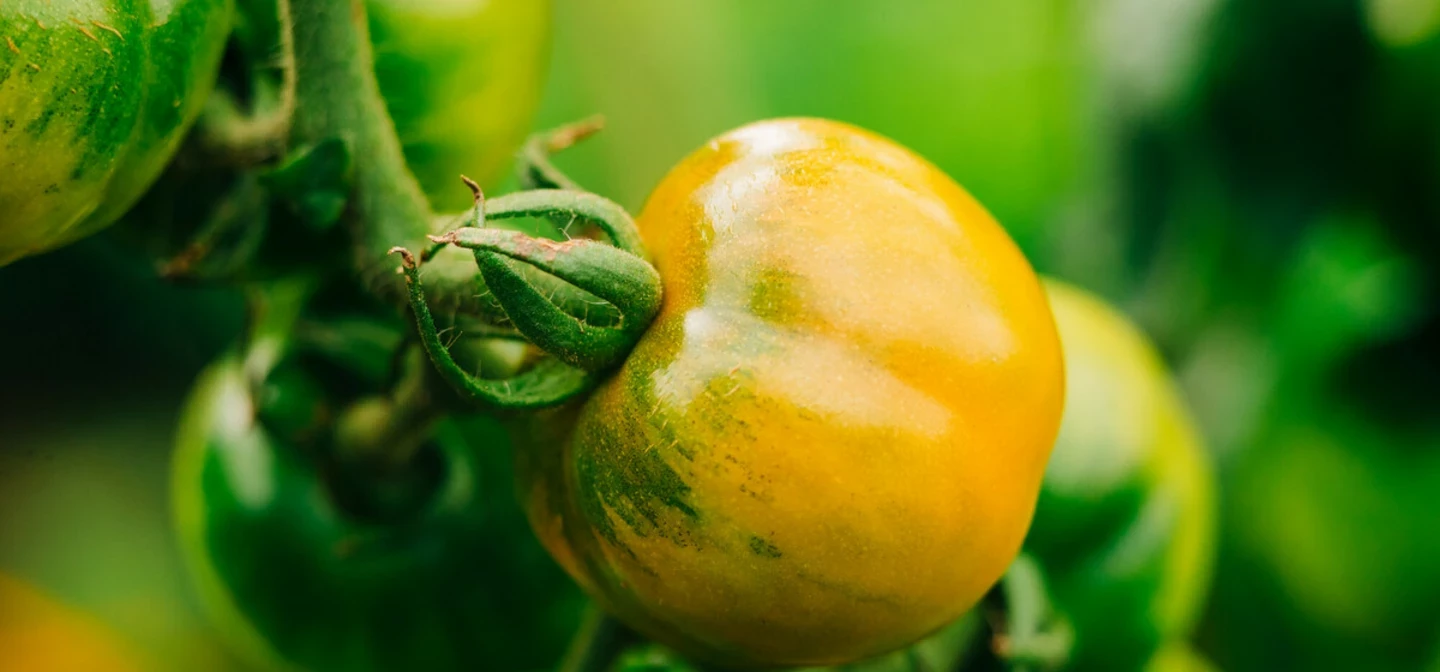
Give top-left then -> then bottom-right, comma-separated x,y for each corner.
287,0 -> 486,313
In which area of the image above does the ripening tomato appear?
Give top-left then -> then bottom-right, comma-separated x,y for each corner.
514,118 -> 1065,668
0,0 -> 231,265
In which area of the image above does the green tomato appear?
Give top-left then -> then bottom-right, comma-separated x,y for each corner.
0,0 -> 231,266
1025,279 -> 1218,672
369,0 -> 551,210
171,297 -> 583,672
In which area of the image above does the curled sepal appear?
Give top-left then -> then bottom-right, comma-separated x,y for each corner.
518,116 -> 605,191
392,248 -> 595,409
434,226 -> 662,372
484,188 -> 646,257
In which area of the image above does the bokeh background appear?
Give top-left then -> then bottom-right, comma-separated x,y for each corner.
3,0 -> 1438,670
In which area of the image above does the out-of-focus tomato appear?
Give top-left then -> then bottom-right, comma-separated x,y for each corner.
0,574 -> 146,672
0,0 -> 231,265
369,0 -> 552,210
1025,279 -> 1217,671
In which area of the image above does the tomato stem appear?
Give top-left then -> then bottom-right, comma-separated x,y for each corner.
287,0 -> 489,320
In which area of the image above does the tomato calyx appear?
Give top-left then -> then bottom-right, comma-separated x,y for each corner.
392,121 -> 664,410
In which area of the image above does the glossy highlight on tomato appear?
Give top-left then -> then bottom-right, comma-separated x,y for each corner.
1026,280 -> 1218,672
517,118 -> 1066,668
0,0 -> 231,265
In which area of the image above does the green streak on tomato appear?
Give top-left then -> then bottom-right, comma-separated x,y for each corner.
0,0 -> 231,265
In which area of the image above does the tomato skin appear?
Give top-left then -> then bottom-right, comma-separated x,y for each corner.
518,118 -> 1065,668
368,0 -> 551,209
1026,280 -> 1217,672
0,574 -> 144,672
0,0 -> 231,265
173,351 -> 583,672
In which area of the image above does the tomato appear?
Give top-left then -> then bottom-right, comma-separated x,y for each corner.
171,292 -> 583,672
1024,279 -> 1217,671
0,0 -> 231,266
369,0 -> 551,210
515,118 -> 1065,668
0,574 -> 145,672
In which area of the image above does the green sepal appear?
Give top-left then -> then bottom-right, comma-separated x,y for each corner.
392,248 -> 597,410
260,137 -> 354,231
517,116 -> 605,192
483,189 -> 647,257
439,226 -> 662,372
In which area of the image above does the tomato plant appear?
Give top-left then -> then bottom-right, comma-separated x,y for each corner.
0,0 -> 231,266
1025,280 -> 1217,671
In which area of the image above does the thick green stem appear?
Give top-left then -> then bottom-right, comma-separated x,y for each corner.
288,0 -> 482,315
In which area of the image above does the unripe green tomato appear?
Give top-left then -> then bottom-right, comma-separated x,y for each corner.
0,0 -> 231,266
173,348 -> 583,672
1025,279 -> 1218,672
368,0 -> 551,209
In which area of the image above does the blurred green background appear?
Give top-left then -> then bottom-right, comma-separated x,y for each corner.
2,0 -> 1438,670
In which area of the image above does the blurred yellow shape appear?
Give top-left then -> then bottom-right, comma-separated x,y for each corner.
0,574 -> 144,672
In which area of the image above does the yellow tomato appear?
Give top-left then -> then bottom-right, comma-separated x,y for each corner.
517,118 -> 1065,668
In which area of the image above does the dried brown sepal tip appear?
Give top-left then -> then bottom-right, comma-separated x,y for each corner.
459,175 -> 484,206
389,246 -> 417,272
546,115 -> 605,152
